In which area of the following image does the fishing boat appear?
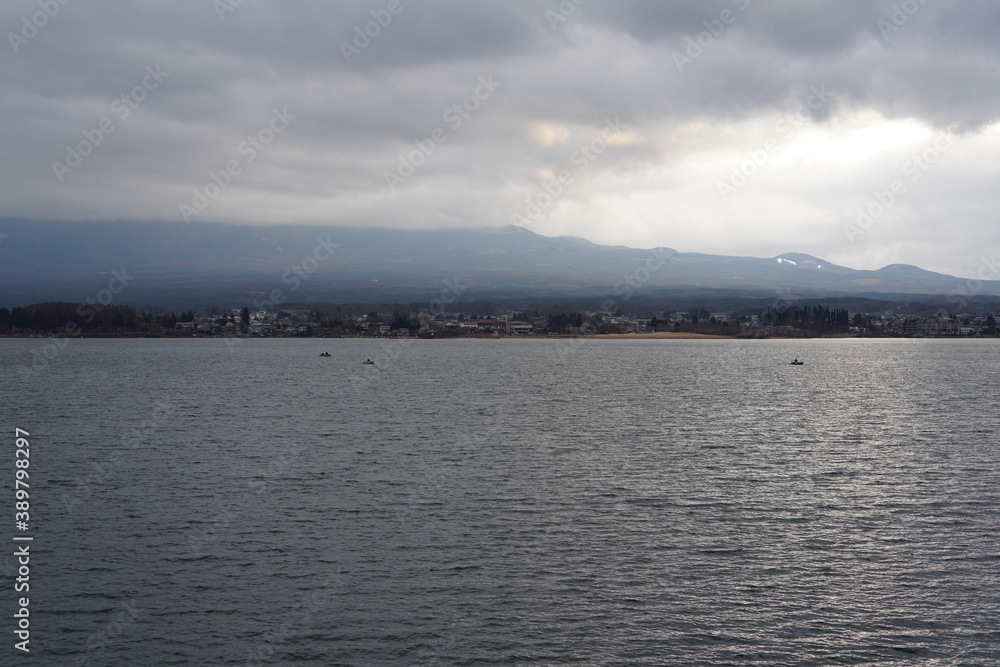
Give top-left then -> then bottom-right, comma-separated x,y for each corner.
362,359 -> 374,365
790,359 -> 804,365
319,352 -> 331,357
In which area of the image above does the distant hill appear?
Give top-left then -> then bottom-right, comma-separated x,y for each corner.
0,219 -> 997,309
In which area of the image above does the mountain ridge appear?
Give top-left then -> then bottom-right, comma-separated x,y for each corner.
0,219 -> 996,309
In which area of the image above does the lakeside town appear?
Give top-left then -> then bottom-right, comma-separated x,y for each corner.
1,301 -> 998,339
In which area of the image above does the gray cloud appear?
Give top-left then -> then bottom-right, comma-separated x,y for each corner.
2,0 -> 1000,277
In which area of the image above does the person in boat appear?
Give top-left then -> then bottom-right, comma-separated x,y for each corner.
793,358 -> 798,363
365,358 -> 372,363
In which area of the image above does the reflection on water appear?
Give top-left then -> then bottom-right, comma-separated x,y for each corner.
1,337 -> 998,664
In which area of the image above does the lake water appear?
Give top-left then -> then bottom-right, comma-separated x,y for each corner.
2,337 -> 999,665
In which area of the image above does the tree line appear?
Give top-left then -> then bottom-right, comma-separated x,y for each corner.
0,302 -> 173,333
761,305 -> 850,331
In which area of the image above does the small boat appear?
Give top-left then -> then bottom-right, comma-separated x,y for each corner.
790,359 -> 804,365
362,359 -> 374,365
319,352 -> 331,357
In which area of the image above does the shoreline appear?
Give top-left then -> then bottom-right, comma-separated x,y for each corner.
581,332 -> 737,339
4,332 -> 997,341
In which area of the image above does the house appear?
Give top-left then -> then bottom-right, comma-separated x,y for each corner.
919,319 -> 960,336
506,322 -> 533,335
475,319 -> 506,332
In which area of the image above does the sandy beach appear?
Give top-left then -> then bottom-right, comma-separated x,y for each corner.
581,332 -> 738,340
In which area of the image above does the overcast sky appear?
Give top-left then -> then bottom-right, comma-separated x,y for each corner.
3,0 -> 999,277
